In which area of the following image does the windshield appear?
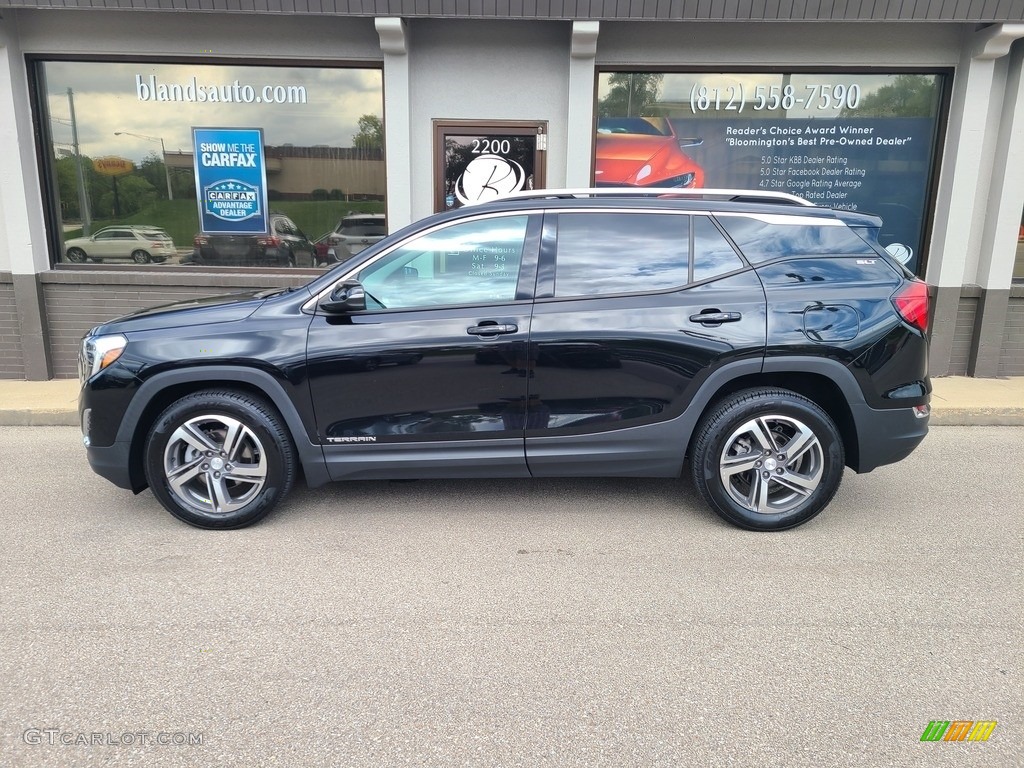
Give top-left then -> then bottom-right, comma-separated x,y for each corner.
597,117 -> 672,137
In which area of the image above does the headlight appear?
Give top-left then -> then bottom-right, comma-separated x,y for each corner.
659,173 -> 697,188
79,333 -> 128,384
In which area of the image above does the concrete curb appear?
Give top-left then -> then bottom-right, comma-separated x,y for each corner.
0,410 -> 79,427
928,410 -> 1024,427
1,377 -> 1023,427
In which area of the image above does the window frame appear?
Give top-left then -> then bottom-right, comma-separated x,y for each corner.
535,208 -> 752,303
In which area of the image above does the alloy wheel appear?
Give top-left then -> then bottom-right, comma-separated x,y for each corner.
718,414 -> 823,515
162,414 -> 267,515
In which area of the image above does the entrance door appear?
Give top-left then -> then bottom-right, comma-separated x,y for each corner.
433,120 -> 547,212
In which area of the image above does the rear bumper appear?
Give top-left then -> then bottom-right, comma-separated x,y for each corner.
851,402 -> 929,473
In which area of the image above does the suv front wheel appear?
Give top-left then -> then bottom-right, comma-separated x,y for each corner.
144,390 -> 297,529
690,389 -> 844,531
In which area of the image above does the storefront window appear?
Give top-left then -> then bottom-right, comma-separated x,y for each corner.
1015,207 -> 1024,283
37,60 -> 384,268
595,71 -> 947,276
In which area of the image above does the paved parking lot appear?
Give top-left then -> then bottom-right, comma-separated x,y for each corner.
0,426 -> 1020,767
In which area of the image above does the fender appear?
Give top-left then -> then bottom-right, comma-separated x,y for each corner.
116,366 -> 331,489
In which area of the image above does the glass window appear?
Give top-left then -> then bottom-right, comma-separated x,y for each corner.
595,71 -> 947,276
693,216 -> 744,281
357,216 -> 528,310
38,60 -> 384,268
554,212 -> 689,297
716,215 -> 874,263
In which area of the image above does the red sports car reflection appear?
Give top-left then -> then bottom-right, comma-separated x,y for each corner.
595,117 -> 704,188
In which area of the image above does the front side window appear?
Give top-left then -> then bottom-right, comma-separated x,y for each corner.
37,59 -> 384,268
554,212 -> 689,297
357,216 -> 529,310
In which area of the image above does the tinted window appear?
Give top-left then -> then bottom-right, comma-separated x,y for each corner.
339,221 -> 387,237
357,216 -> 528,310
693,216 -> 745,282
716,215 -> 873,263
554,213 -> 689,297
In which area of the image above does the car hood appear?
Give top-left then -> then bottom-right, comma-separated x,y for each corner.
595,135 -> 685,184
595,134 -> 674,163
89,290 -> 272,335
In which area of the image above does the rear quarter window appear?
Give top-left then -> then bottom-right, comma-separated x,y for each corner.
716,214 -> 874,263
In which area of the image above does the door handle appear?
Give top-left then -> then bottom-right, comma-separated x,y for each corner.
689,311 -> 742,325
467,322 -> 518,336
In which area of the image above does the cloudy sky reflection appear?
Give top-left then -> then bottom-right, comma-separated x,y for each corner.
44,61 -> 382,161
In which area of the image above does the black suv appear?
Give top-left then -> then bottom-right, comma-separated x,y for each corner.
79,189 -> 931,531
191,212 -> 318,267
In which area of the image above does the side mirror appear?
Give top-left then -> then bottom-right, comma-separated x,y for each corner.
319,280 -> 366,313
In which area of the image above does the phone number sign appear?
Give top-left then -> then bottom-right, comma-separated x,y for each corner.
192,127 -> 269,234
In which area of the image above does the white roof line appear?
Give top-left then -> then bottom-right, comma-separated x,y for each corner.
483,187 -> 816,207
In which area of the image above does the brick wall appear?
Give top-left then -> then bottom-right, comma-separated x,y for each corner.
999,289 -> 1024,377
0,274 -> 25,380
948,292 -> 979,376
41,269 -> 310,378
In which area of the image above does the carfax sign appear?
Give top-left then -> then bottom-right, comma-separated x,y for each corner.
192,127 -> 269,235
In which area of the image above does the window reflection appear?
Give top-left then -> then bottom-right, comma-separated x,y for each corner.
693,216 -> 744,281
40,60 -> 384,268
358,216 -> 528,309
554,213 -> 689,297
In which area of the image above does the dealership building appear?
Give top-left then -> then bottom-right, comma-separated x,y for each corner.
1,0 -> 1023,381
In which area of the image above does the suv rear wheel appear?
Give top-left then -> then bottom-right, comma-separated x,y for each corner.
144,390 -> 297,529
690,388 -> 844,531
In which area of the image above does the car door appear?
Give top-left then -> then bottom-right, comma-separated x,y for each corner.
306,211 -> 542,481
90,229 -> 122,259
524,210 -> 767,477
283,217 -> 316,267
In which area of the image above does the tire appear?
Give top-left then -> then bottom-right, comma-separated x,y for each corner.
132,249 -> 151,264
690,388 -> 844,531
144,390 -> 298,529
66,248 -> 87,264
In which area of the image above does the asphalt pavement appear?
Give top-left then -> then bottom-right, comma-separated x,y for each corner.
0,425 -> 1020,767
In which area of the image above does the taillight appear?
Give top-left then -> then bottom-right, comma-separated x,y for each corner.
257,236 -> 281,247
194,235 -> 207,246
892,280 -> 930,333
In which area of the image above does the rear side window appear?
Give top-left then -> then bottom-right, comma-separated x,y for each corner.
693,216 -> 744,282
554,212 -> 689,297
716,215 -> 873,263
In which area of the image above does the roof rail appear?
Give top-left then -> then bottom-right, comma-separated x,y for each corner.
485,187 -> 815,207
